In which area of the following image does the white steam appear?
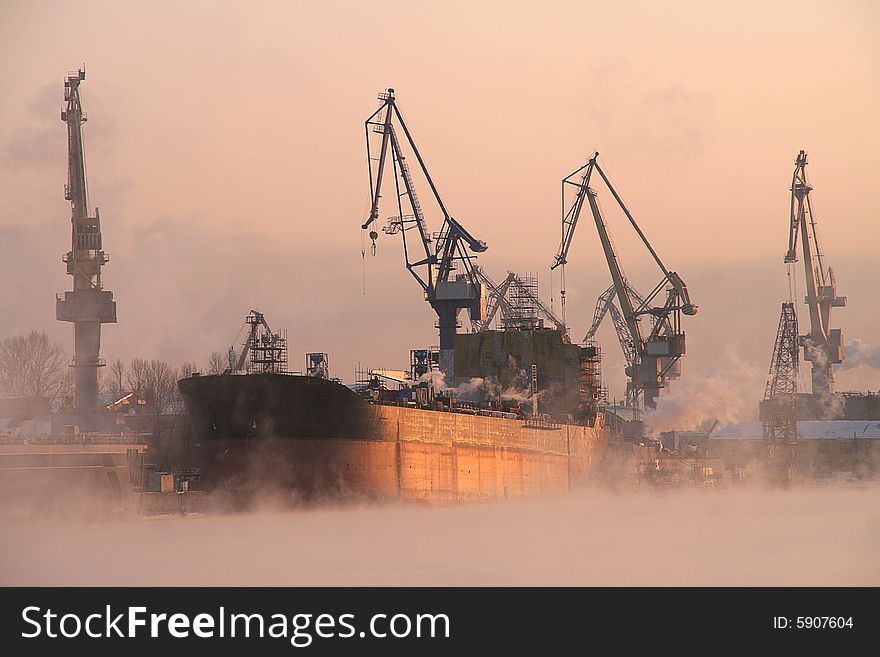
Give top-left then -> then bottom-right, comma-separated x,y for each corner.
644,347 -> 764,433
417,370 -> 538,404
840,339 -> 880,371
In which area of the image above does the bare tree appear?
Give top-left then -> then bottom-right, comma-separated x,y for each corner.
208,351 -> 226,375
58,367 -> 74,409
179,361 -> 197,379
126,357 -> 149,404
125,358 -> 178,439
127,358 -> 177,414
172,361 -> 197,413
0,330 -> 70,405
105,358 -> 127,400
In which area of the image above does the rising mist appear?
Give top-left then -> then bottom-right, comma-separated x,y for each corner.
2,486 -> 878,586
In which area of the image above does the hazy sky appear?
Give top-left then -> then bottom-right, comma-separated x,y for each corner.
1,0 -> 878,413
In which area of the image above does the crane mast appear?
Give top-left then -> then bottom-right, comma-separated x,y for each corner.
784,150 -> 845,401
55,67 -> 117,428
759,302 -> 799,485
551,153 -> 696,410
362,89 -> 487,377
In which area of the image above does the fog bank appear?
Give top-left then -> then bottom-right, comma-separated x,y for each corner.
2,487 -> 878,586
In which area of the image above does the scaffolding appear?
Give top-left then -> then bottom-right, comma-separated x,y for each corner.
239,311 -> 288,374
503,272 -> 541,329
410,347 -> 440,381
578,343 -> 605,421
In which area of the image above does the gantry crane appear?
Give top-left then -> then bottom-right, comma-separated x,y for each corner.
784,151 -> 845,402
362,89 -> 487,376
55,67 -> 117,427
551,153 -> 697,410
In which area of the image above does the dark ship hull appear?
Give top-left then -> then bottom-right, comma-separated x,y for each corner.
179,373 -> 609,503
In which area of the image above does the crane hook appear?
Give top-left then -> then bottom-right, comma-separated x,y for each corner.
369,230 -> 378,256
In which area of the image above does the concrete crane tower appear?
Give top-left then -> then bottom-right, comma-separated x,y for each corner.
784,150 -> 845,404
56,68 -> 117,429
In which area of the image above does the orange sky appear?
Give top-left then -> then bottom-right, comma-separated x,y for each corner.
1,0 -> 878,409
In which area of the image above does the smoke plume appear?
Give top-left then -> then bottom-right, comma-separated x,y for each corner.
644,347 -> 764,433
840,339 -> 880,371
418,370 -> 538,404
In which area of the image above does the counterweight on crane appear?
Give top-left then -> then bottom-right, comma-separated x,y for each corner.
55,67 -> 117,428
551,153 -> 696,410
362,89 -> 487,377
784,151 -> 845,403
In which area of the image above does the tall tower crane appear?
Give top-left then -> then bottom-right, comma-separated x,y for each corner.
784,150 -> 845,402
362,89 -> 487,377
55,67 -> 117,427
759,302 -> 799,485
551,153 -> 697,410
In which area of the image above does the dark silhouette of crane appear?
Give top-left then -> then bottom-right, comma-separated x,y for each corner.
229,310 -> 287,374
362,89 -> 487,377
784,150 -> 845,405
551,153 -> 697,411
55,67 -> 117,428
759,302 -> 799,485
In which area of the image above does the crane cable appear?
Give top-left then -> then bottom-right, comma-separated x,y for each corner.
361,228 -> 366,296
360,196 -> 371,295
560,264 -> 566,329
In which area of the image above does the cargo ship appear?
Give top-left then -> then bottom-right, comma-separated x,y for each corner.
181,90 -> 616,502
179,312 -> 610,503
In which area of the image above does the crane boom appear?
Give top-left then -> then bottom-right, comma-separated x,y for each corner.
362,89 -> 487,377
585,183 -> 642,346
551,152 -> 696,410
783,151 -> 845,400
